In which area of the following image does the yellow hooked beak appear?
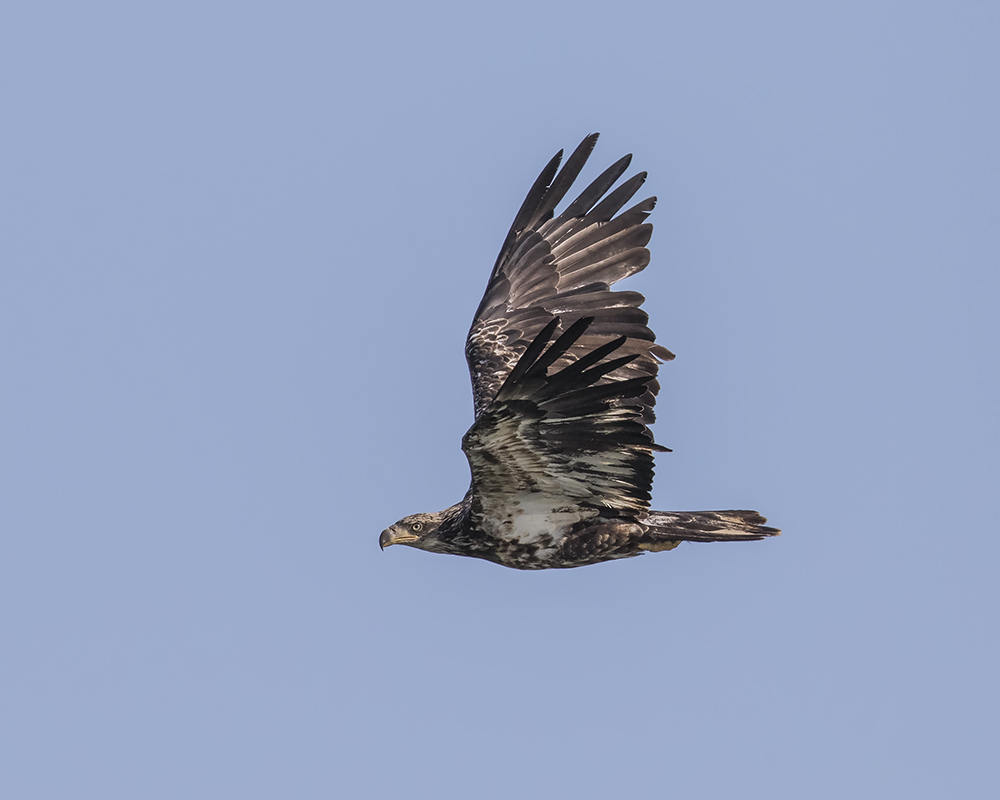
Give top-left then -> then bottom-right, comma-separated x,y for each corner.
379,526 -> 418,550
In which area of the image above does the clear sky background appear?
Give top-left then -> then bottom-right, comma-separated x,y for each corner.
3,2 -> 998,798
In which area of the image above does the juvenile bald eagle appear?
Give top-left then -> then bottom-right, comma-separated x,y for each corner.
380,134 -> 778,569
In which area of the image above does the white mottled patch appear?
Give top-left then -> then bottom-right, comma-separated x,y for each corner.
482,492 -> 597,554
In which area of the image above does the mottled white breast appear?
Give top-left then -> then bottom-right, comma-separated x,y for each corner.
479,491 -> 599,555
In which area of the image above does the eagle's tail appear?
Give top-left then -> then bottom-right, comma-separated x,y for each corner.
638,510 -> 780,551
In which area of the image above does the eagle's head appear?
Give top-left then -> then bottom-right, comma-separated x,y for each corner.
379,513 -> 442,551
379,502 -> 468,554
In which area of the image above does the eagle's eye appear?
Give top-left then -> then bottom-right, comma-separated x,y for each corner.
412,522 -> 423,532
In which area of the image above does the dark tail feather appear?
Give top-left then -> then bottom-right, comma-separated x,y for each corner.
640,510 -> 780,546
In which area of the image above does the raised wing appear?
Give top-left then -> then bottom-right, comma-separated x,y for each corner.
462,319 -> 662,541
466,133 -> 673,425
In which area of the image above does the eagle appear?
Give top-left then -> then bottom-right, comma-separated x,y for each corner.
379,133 -> 778,569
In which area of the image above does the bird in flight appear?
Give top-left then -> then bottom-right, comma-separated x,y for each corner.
380,133 -> 778,569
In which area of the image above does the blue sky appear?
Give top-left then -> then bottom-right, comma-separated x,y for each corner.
3,1 -> 998,797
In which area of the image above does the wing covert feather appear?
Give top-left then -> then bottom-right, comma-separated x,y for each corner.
463,319 -> 663,538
